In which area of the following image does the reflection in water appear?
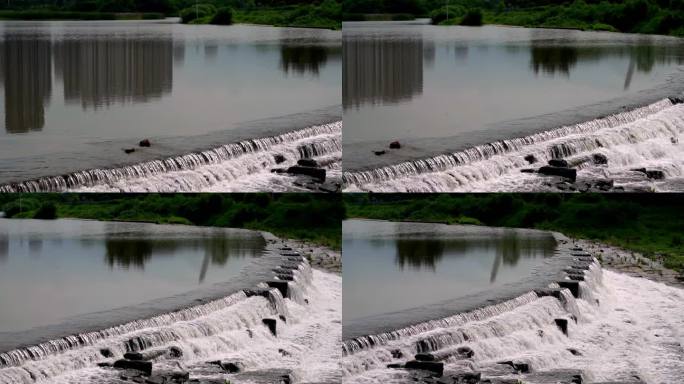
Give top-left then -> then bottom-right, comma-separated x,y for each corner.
0,38 -> 52,133
0,232 -> 7,263
104,236 -> 261,282
0,35 -> 173,132
392,231 -> 555,283
280,45 -> 335,76
343,38 -> 425,109
53,39 -> 173,109
530,46 -> 579,76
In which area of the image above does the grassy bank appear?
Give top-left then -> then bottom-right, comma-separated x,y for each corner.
345,194 -> 684,272
173,1 -> 341,29
0,10 -> 164,20
344,0 -> 684,37
0,194 -> 342,249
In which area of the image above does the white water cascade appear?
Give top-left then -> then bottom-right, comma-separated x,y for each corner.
344,99 -> 684,192
0,122 -> 342,193
0,252 -> 341,384
342,252 -> 684,383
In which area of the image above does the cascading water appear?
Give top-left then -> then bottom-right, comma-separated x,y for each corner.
0,122 -> 342,193
0,247 -> 342,384
343,99 -> 684,192
341,246 -> 684,384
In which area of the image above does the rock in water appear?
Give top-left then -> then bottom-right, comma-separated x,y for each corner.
389,141 -> 401,149
286,166 -> 326,181
374,150 -> 386,156
592,153 -> 608,165
262,318 -> 277,336
548,159 -> 569,168
297,158 -> 318,167
274,154 -> 286,164
124,148 -> 136,154
524,154 -> 537,164
538,166 -> 577,182
113,359 -> 152,376
139,139 -> 151,147
404,360 -> 444,375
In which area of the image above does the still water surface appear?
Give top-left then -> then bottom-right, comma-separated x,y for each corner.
0,218 -> 265,333
0,20 -> 340,183
343,21 -> 684,170
342,219 -> 556,325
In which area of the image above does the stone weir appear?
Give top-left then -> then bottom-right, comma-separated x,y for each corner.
341,237 -> 623,384
0,240 -> 318,384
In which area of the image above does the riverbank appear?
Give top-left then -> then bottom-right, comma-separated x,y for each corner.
0,10 -> 164,20
344,194 -> 683,274
0,194 -> 342,250
180,3 -> 341,29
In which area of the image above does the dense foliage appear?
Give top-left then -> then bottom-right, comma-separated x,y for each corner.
345,194 -> 684,272
0,194 -> 343,249
0,0 -> 341,29
343,0 -> 684,36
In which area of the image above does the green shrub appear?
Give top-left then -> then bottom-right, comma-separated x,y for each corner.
460,8 -> 483,26
34,203 -> 57,220
179,3 -> 215,23
210,7 -> 233,25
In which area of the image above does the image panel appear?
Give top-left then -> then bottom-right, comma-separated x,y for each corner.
0,8 -> 341,193
342,193 -> 684,383
342,14 -> 684,192
0,193 -> 342,383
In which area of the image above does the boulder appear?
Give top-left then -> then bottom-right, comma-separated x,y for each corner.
274,154 -> 286,164
524,154 -> 537,164
414,353 -> 437,361
389,141 -> 401,149
374,150 -> 386,156
592,153 -> 608,165
100,348 -> 114,358
387,363 -> 403,369
534,288 -> 564,301
113,360 -> 152,376
297,158 -> 318,167
262,318 -> 277,336
669,96 -> 684,104
441,372 -> 481,384
520,168 -> 537,174
139,139 -> 151,147
557,281 -> 580,298
123,349 -> 166,361
497,361 -> 529,373
457,346 -> 474,358
124,148 -> 136,154
267,281 -> 289,298
168,346 -> 183,359
286,166 -> 326,181
554,318 -> 569,336
548,159 -> 569,168
404,360 -> 444,376
538,166 -> 577,182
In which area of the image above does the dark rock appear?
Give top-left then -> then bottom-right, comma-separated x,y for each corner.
387,363 -> 403,369
538,166 -> 577,182
457,346 -> 474,358
558,281 -> 580,298
389,141 -> 401,149
279,315 -> 287,323
221,362 -> 242,373
297,158 -> 318,167
415,353 -> 437,361
442,372 -> 481,384
100,348 -> 114,358
270,168 -> 287,174
124,349 -> 166,362
139,139 -> 151,147
274,154 -> 286,164
548,159 -> 569,168
535,288 -> 564,301
286,166 -> 326,181
244,289 -> 270,298
497,361 -> 529,373
595,179 -> 614,191
374,150 -> 386,156
672,137 -> 679,144
267,281 -> 289,298
97,362 -> 113,368
278,348 -> 291,356
391,349 -> 403,359
262,318 -> 277,336
404,360 -> 444,376
520,168 -> 537,173
555,318 -> 569,336
592,153 -> 608,165
567,348 -> 582,356
524,154 -> 537,164
646,170 -> 665,180
669,96 -> 684,104
124,148 -> 136,154
113,360 -> 152,376
168,346 -> 183,359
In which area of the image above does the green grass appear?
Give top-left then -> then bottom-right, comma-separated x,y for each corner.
345,194 -> 684,272
1,194 -> 342,250
0,10 -> 164,20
